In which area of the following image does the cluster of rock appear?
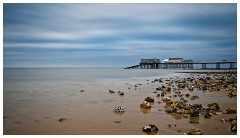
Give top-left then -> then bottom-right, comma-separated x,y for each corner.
140,97 -> 154,108
112,72 -> 236,135
109,89 -> 124,96
142,124 -> 159,134
186,128 -> 203,135
113,106 -> 125,113
158,72 -> 236,134
163,96 -> 235,120
192,72 -> 237,93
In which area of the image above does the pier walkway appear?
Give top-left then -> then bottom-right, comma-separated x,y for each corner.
124,61 -> 237,70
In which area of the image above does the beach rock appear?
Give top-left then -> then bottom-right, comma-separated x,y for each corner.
220,119 -> 227,123
145,97 -> 154,102
168,124 -> 177,128
80,90 -> 84,92
206,76 -> 211,80
189,120 -> 199,124
180,98 -> 188,103
113,106 -> 125,113
161,92 -> 166,97
202,85 -> 208,91
213,111 -> 222,115
165,107 -> 174,113
225,108 -> 236,114
187,128 -> 203,135
190,95 -> 199,100
182,105 -> 190,110
185,93 -> 190,97
165,101 -> 173,106
171,101 -> 184,109
152,79 -> 158,83
143,124 -> 158,133
156,94 -> 160,97
190,104 -> 202,110
175,109 -> 182,114
228,92 -> 236,98
187,85 -> 194,91
109,89 -> 115,93
114,121 -> 121,124
166,87 -> 171,92
175,91 -> 181,94
184,114 -> 189,118
177,84 -> 186,89
140,101 -> 151,108
204,113 -> 212,119
207,103 -> 220,110
190,108 -> 199,117
231,125 -> 237,132
178,94 -> 183,97
118,91 -> 124,96
58,118 -> 67,122
230,119 -> 237,132
162,97 -> 171,102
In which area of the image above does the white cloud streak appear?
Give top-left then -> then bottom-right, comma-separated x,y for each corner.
3,3 -> 237,67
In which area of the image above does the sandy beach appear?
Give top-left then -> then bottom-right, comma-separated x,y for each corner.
3,69 -> 237,135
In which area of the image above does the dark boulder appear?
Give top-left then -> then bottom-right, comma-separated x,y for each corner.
207,103 -> 220,110
145,97 -> 154,102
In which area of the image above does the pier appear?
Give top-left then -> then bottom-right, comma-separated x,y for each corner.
124,60 -> 237,70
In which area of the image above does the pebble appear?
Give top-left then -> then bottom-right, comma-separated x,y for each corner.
58,118 -> 67,122
145,97 -> 154,102
189,120 -> 199,124
114,121 -> 121,124
168,124 -> 177,128
207,103 -> 220,110
187,128 -> 203,135
140,101 -> 151,108
113,106 -> 125,113
143,124 -> 158,134
109,89 -> 115,93
118,91 -> 124,96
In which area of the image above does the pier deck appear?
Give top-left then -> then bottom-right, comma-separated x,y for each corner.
124,61 -> 237,70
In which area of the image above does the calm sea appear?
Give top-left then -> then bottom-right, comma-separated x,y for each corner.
3,68 -> 236,134
3,67 -> 177,80
3,68 -> 177,134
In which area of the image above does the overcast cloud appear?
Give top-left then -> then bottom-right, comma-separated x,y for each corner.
3,3 -> 237,67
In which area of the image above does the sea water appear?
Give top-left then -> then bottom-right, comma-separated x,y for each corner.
3,68 -> 236,134
3,68 -> 177,134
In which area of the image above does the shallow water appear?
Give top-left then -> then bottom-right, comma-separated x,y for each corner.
3,68 -> 237,135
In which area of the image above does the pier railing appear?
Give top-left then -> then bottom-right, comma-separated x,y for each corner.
124,61 -> 237,70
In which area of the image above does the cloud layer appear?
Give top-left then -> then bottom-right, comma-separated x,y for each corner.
3,3 -> 237,67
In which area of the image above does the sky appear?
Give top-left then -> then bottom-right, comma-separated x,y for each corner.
3,3 -> 237,67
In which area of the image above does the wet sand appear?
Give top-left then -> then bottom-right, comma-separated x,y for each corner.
3,71 -> 237,135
